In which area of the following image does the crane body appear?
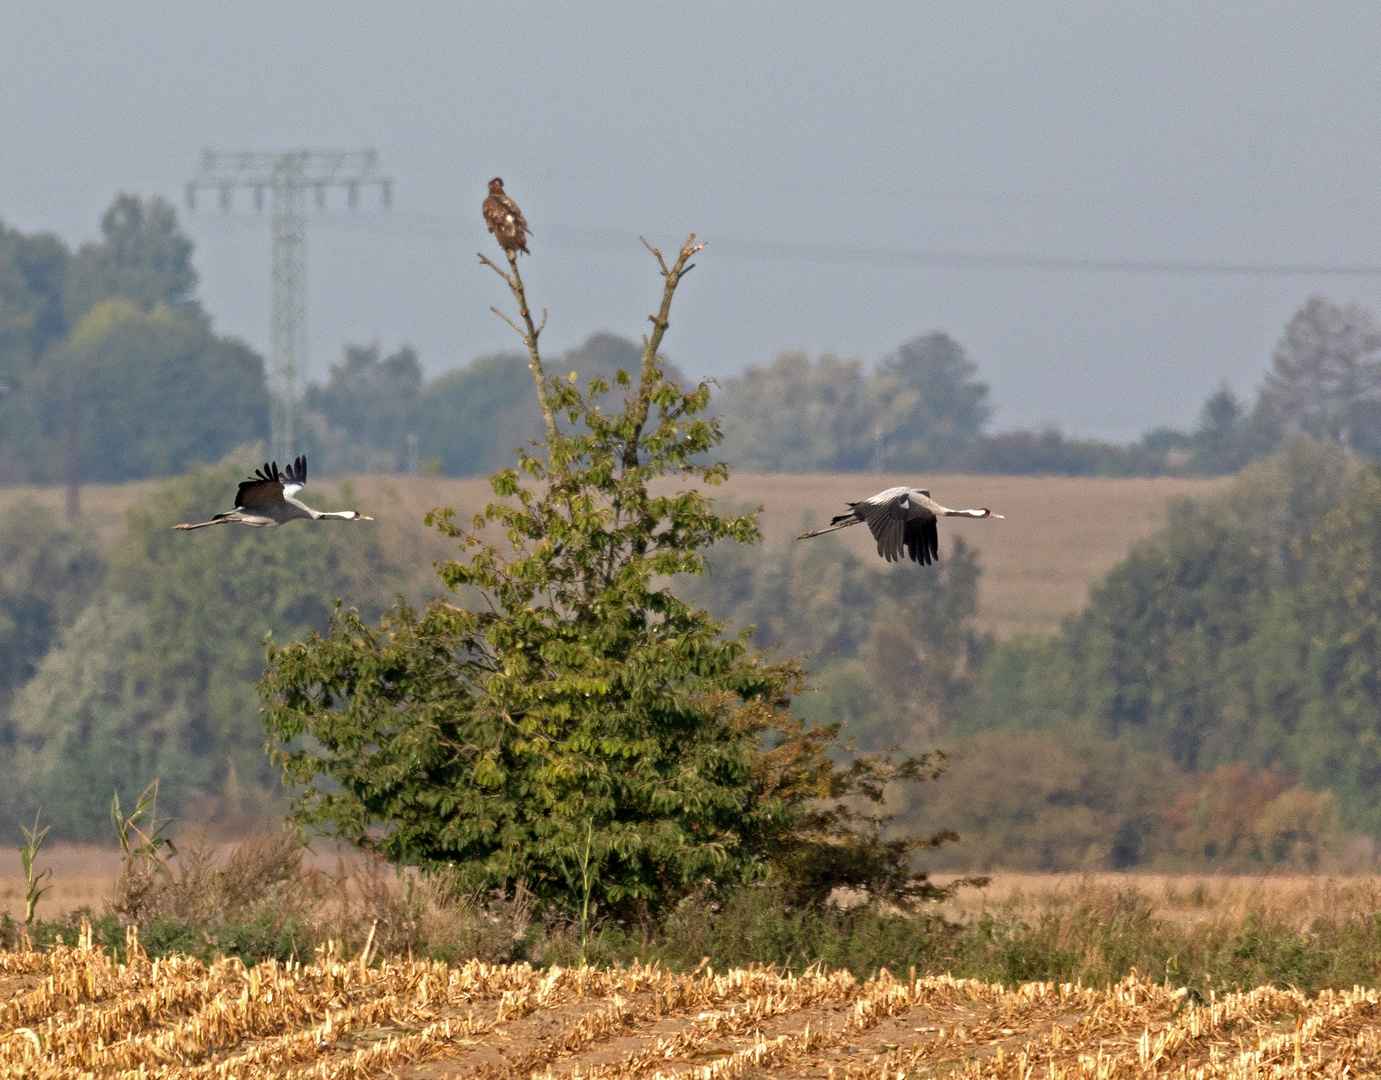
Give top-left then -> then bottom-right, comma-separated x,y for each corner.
173,456 -> 373,530
797,486 -> 1001,564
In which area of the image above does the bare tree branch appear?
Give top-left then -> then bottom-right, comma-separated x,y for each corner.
624,234 -> 706,470
478,249 -> 558,442
489,306 -> 524,337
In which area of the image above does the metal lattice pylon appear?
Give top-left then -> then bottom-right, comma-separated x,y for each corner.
188,150 -> 391,462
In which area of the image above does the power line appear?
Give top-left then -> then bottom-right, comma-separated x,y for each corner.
194,210 -> 1381,279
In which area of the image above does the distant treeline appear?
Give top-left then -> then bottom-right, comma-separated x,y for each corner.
682,439 -> 1381,873
0,196 -> 266,483
296,293 -> 1381,481
8,195 -> 1380,484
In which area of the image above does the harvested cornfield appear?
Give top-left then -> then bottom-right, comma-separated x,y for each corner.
1,924 -> 1376,1079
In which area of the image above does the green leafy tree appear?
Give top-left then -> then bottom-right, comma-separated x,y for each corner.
262,236 -> 946,917
0,197 -> 268,483
1259,296 -> 1381,453
715,334 -> 990,474
63,193 -> 197,323
34,299 -> 269,482
714,350 -> 889,472
901,728 -> 1181,871
1189,385 -> 1249,475
0,464 -> 402,837
879,332 -> 991,470
1290,465 -> 1381,830
0,222 -> 69,481
0,220 -> 67,385
681,532 -> 988,753
0,500 -> 106,711
6,595 -> 189,840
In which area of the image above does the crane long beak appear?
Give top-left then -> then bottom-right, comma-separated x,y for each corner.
991,513 -> 1005,519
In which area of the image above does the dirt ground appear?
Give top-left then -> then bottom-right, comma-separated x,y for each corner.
0,940 -> 1373,1078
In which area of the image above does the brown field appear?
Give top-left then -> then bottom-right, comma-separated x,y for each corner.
5,858 -> 1380,1076
0,936 -> 1374,1078
0,471 -> 1229,638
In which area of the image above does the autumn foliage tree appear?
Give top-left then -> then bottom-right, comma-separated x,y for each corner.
260,232 -> 947,919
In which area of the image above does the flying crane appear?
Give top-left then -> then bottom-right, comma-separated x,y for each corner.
796,486 -> 1001,565
172,456 -> 373,530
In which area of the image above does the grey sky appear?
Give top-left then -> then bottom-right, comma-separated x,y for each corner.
4,1 -> 1381,440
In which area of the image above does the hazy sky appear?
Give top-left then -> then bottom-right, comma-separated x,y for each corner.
4,1 -> 1381,440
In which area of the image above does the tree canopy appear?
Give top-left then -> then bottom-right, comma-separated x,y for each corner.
261,237 -> 945,916
962,438 -> 1381,835
0,195 -> 268,484
2,463 -> 397,839
714,333 -> 990,473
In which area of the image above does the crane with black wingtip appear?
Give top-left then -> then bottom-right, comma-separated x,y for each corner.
796,486 -> 1001,565
172,455 -> 374,530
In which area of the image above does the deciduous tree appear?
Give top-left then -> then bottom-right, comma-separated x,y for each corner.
262,235 -> 947,917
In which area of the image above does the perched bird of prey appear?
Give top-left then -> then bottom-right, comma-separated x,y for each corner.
796,486 -> 1002,565
172,456 -> 373,530
482,177 -> 531,254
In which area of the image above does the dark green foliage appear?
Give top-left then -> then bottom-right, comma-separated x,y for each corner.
0,196 -> 269,484
262,243 -> 944,919
415,334 -> 651,477
63,193 -> 198,322
0,219 -> 67,385
951,428 -> 1173,476
1188,385 -> 1251,475
3,465 -> 398,838
0,222 -> 69,482
0,500 -> 105,710
897,728 -> 1182,871
705,537 -> 988,755
964,437 -> 1381,836
41,300 -> 268,482
880,334 -> 992,469
417,351 -> 540,476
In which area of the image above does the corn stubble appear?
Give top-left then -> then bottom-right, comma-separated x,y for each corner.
0,926 -> 1373,1079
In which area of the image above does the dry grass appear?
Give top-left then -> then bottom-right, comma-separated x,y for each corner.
931,872 -> 1381,932
0,471 -> 1230,639
0,933 -> 1374,1078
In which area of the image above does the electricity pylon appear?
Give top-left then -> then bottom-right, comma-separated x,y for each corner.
187,150 -> 391,462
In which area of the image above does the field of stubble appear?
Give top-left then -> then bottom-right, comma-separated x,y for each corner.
0,933 -> 1374,1079
0,471 -> 1230,639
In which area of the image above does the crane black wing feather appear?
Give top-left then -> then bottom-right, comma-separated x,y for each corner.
859,493 -> 910,562
904,514 -> 939,565
236,460 -> 286,509
283,455 -> 307,486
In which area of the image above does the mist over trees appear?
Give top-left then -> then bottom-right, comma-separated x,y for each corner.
0,195 -> 267,483
712,333 -> 990,473
8,196 -> 1381,484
